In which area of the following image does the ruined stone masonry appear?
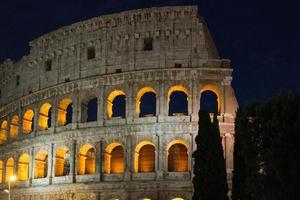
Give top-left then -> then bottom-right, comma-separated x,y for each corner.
0,6 -> 238,200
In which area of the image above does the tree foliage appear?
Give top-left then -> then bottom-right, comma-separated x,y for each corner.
232,93 -> 300,200
193,110 -> 228,200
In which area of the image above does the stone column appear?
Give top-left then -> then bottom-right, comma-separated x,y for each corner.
124,135 -> 132,181
29,147 -> 34,185
126,83 -> 134,124
33,107 -> 38,136
97,86 -> 104,126
99,140 -> 105,181
156,134 -> 163,180
70,139 -> 77,183
95,141 -> 101,181
158,81 -> 167,121
48,143 -> 54,184
191,80 -> 200,122
72,95 -> 80,128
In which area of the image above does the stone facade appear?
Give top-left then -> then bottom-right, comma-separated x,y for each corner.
0,6 -> 238,200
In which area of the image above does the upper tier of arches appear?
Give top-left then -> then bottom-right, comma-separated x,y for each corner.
0,83 -> 226,145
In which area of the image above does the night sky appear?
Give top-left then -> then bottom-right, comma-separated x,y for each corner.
0,0 -> 299,106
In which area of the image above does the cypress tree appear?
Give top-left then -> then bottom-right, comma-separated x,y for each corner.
192,110 -> 229,200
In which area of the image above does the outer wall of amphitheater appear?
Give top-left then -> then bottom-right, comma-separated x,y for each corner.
0,6 -> 238,200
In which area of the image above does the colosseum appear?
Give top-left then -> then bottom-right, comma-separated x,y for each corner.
0,5 -> 238,200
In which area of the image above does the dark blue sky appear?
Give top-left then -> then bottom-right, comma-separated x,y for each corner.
0,0 -> 299,106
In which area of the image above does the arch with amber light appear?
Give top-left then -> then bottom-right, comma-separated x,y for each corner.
23,109 -> 34,134
107,90 -> 126,118
200,84 -> 221,113
172,198 -> 184,200
167,140 -> 188,172
0,160 -> 3,183
134,141 -> 155,173
38,102 -> 52,130
167,85 -> 189,116
77,144 -> 95,175
55,147 -> 70,176
5,157 -> 14,182
10,115 -> 19,139
57,98 -> 73,126
0,120 -> 8,144
17,154 -> 30,181
105,143 -> 124,174
136,87 -> 156,117
34,150 -> 48,179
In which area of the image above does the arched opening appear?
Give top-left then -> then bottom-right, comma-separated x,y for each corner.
0,160 -> 3,183
200,91 -> 219,114
38,103 -> 52,130
5,157 -> 14,182
105,143 -> 124,174
168,86 -> 188,116
17,154 -> 30,181
10,115 -> 19,139
57,98 -> 73,126
172,198 -> 184,200
134,141 -> 155,173
77,144 -> 95,175
136,87 -> 156,117
167,141 -> 188,172
34,150 -> 48,179
81,97 -> 98,122
0,120 -> 8,144
55,147 -> 70,176
23,109 -> 34,134
107,90 -> 126,118
200,85 -> 221,114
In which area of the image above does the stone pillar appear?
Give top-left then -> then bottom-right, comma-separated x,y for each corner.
126,83 -> 134,123
97,86 -> 104,126
156,134 -> 163,180
191,80 -> 200,122
158,81 -> 167,120
95,141 -> 101,181
124,135 -> 132,181
48,143 -> 54,184
29,147 -> 34,185
33,107 -> 38,136
70,140 -> 77,183
6,116 -> 11,144
99,140 -> 105,181
72,95 -> 80,127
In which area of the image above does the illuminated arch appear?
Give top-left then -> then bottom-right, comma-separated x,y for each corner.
134,141 -> 155,173
0,120 -> 8,144
10,115 -> 19,139
172,198 -> 184,200
77,144 -> 95,175
200,84 -> 221,113
0,160 -> 3,183
107,90 -> 125,118
5,157 -> 14,182
23,109 -> 34,134
57,98 -> 72,126
34,150 -> 48,179
38,102 -> 52,130
167,140 -> 188,172
136,87 -> 156,116
105,143 -> 124,174
55,147 -> 70,176
167,85 -> 189,116
17,154 -> 30,181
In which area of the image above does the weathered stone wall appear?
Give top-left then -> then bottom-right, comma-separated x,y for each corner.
0,6 -> 238,200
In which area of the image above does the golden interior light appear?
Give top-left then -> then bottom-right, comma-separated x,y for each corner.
17,154 -> 30,181
136,87 -> 156,116
168,143 -> 188,172
34,150 -> 48,179
10,115 -> 19,139
55,147 -> 69,176
134,141 -> 155,173
77,144 -> 95,175
0,160 -> 3,183
172,198 -> 184,200
105,143 -> 124,174
107,90 -> 125,118
0,120 -> 8,144
23,109 -> 34,134
5,157 -> 14,182
38,103 -> 52,130
57,98 -> 72,126
200,84 -> 221,113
